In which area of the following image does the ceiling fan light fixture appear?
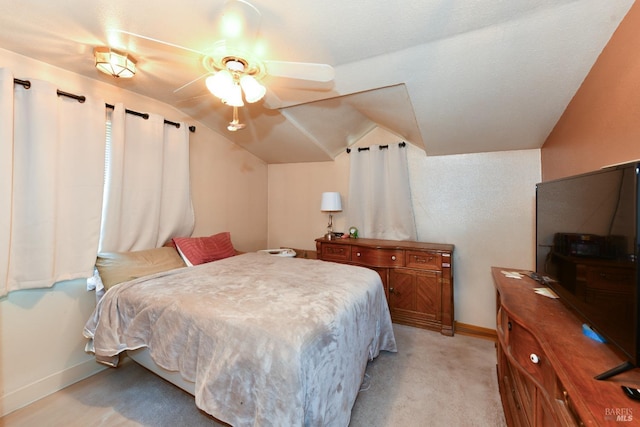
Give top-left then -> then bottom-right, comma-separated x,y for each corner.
94,47 -> 136,78
240,74 -> 266,103
205,70 -> 234,99
206,64 -> 265,105
223,82 -> 245,107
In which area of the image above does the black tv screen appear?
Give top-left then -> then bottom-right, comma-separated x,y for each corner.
536,162 -> 639,379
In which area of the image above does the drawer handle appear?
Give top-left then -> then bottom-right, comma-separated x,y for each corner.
529,353 -> 540,364
508,381 -> 521,410
356,252 -> 361,257
391,255 -> 396,261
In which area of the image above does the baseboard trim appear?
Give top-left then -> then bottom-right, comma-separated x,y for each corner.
455,321 -> 497,342
0,358 -> 106,417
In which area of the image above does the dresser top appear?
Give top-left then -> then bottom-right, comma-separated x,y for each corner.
493,266 -> 640,425
316,237 -> 453,252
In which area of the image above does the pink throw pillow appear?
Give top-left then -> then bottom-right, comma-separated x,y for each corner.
173,232 -> 236,266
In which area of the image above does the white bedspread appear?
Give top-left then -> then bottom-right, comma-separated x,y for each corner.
83,252 -> 396,426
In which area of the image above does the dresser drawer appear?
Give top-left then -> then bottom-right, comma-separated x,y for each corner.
351,246 -> 404,267
405,251 -> 441,270
319,243 -> 351,262
508,320 -> 554,390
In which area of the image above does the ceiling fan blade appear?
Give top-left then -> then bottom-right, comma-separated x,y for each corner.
263,60 -> 335,82
174,72 -> 211,93
107,29 -> 206,56
176,93 -> 211,105
262,88 -> 283,110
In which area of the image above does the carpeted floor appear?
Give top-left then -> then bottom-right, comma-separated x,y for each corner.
1,324 -> 506,426
350,324 -> 506,426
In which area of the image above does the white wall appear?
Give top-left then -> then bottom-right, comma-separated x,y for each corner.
407,145 -> 540,328
0,279 -> 98,416
190,128 -> 268,251
267,155 -> 350,249
268,127 -> 541,330
0,48 -> 268,416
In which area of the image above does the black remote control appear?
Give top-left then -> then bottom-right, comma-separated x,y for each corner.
529,272 -> 542,282
621,385 -> 640,401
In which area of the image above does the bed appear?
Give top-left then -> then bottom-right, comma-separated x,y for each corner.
83,246 -> 396,426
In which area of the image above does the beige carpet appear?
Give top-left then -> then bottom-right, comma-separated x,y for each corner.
1,324 -> 506,426
350,324 -> 506,426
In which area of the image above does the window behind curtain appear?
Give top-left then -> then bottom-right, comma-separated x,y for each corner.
98,104 -> 194,253
1,76 -> 106,296
346,143 -> 417,241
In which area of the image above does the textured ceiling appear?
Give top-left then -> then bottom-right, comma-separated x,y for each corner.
0,0 -> 633,163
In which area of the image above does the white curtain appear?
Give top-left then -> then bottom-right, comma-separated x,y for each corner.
346,143 -> 417,241
0,69 -> 13,297
0,74 -> 106,297
98,103 -> 194,253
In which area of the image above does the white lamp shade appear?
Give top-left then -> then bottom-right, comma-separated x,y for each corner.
224,82 -> 245,107
321,192 -> 342,212
240,75 -> 266,103
206,70 -> 234,100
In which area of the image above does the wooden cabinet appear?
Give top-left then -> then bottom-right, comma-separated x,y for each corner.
316,237 -> 454,336
493,267 -> 640,426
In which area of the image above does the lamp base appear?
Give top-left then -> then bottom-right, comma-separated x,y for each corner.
325,232 -> 345,240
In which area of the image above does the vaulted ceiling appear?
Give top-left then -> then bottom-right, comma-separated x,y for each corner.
0,0 -> 633,163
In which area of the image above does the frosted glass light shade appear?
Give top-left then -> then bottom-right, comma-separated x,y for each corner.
206,68 -> 266,106
224,83 -> 245,107
320,192 -> 342,212
240,75 -> 266,103
206,70 -> 234,100
94,47 -> 136,78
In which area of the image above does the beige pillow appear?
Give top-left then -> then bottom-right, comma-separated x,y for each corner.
96,247 -> 186,290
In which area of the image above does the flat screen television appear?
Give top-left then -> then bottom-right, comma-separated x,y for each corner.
536,161 -> 640,380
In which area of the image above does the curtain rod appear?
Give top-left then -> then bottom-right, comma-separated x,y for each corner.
104,103 -> 196,132
346,141 -> 406,153
13,78 -> 196,133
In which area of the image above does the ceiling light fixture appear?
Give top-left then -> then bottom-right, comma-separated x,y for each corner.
94,47 -> 137,78
205,57 -> 266,130
205,58 -> 266,105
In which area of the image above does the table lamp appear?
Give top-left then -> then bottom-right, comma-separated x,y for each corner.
320,192 -> 342,239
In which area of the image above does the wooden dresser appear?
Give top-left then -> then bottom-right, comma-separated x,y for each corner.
493,267 -> 640,426
316,237 -> 454,336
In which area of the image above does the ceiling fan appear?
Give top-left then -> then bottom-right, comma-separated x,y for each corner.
109,0 -> 335,131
